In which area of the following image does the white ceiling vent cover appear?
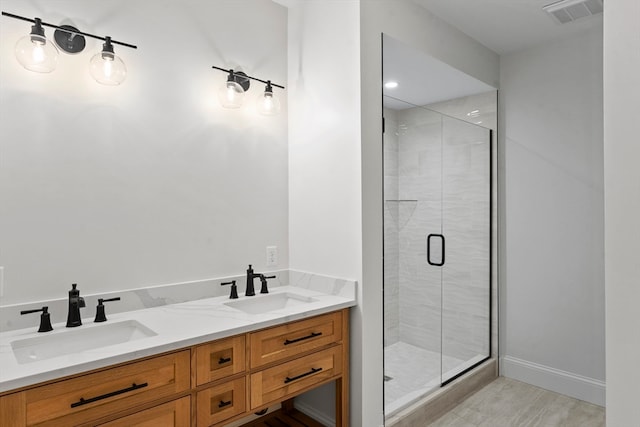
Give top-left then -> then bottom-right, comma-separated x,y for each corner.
543,0 -> 603,24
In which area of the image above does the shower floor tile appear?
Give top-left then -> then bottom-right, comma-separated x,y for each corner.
385,341 -> 465,415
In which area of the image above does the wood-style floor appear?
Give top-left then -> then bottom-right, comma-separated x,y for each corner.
428,377 -> 605,427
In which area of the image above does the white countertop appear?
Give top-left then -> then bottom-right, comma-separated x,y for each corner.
0,284 -> 356,393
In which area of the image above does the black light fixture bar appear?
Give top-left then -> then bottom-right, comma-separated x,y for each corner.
211,65 -> 285,89
1,11 -> 137,49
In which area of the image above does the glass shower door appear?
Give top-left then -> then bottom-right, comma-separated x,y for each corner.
440,116 -> 492,384
383,98 -> 492,418
383,99 -> 445,416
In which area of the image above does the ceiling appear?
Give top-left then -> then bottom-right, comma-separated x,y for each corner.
383,35 -> 495,109
411,0 -> 603,55
383,0 -> 603,109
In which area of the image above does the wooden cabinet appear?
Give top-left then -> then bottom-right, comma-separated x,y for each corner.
98,396 -> 191,427
195,336 -> 246,386
0,308 -> 349,427
1,351 -> 190,426
196,377 -> 246,426
249,311 -> 343,368
250,345 -> 343,409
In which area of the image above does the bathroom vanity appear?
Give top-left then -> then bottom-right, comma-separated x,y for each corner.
0,280 -> 355,426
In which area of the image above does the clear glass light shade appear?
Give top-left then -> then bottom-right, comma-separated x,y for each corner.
218,81 -> 245,109
15,34 -> 59,73
256,91 -> 281,116
89,51 -> 127,85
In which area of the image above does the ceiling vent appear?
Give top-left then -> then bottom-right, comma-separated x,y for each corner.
543,0 -> 603,24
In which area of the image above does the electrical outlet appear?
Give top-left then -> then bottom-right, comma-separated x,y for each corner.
266,246 -> 278,267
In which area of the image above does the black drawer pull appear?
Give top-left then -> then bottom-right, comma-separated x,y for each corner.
218,356 -> 231,364
284,367 -> 323,384
218,400 -> 232,408
284,331 -> 322,345
70,382 -> 148,408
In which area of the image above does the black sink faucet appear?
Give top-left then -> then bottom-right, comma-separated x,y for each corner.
66,283 -> 85,327
245,264 -> 261,297
94,297 -> 121,322
259,275 -> 276,294
20,306 -> 53,332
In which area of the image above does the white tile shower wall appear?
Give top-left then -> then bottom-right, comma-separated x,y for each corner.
389,93 -> 494,361
384,108 -> 400,346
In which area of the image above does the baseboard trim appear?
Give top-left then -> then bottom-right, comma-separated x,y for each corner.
500,356 -> 605,406
294,400 -> 336,427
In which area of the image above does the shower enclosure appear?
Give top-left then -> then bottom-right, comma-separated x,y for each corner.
383,96 -> 492,418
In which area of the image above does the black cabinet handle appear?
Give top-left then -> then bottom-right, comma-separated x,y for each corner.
70,382 -> 148,408
218,357 -> 231,364
284,331 -> 322,345
427,234 -> 445,266
218,400 -> 232,408
284,367 -> 323,384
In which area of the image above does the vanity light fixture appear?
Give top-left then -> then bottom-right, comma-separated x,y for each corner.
13,17 -> 58,73
218,69 -> 250,109
256,81 -> 281,116
2,11 -> 137,85
89,37 -> 127,85
384,81 -> 399,89
212,65 -> 285,115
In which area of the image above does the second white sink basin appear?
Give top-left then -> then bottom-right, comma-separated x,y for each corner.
11,320 -> 157,364
224,292 -> 318,315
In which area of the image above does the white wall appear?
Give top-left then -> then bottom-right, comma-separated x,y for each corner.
360,1 -> 499,425
0,0 -> 288,304
499,25 -> 605,405
284,1 -> 361,425
604,0 -> 640,424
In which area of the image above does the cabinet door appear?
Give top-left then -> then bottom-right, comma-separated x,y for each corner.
22,351 -> 190,426
98,396 -> 190,427
250,345 -> 342,409
249,312 -> 342,368
195,335 -> 245,386
196,377 -> 246,426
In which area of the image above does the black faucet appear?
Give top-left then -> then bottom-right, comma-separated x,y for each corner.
221,280 -> 239,299
245,264 -> 262,297
94,297 -> 121,322
20,306 -> 53,332
259,275 -> 276,294
66,283 -> 85,327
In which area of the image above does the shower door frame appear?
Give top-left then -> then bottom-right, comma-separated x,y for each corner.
439,128 -> 493,387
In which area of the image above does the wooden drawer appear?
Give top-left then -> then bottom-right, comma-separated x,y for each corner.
196,377 -> 246,426
195,335 -> 245,386
249,311 -> 343,368
250,345 -> 343,409
21,350 -> 190,426
98,396 -> 191,427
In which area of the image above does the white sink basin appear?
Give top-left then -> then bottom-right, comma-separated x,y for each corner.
224,292 -> 318,315
11,320 -> 157,364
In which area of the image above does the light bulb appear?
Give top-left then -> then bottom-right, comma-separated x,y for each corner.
32,44 -> 45,63
256,82 -> 281,116
218,71 -> 247,109
14,19 -> 58,73
89,37 -> 127,85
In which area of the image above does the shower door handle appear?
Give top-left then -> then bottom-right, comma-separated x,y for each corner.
427,234 -> 445,266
